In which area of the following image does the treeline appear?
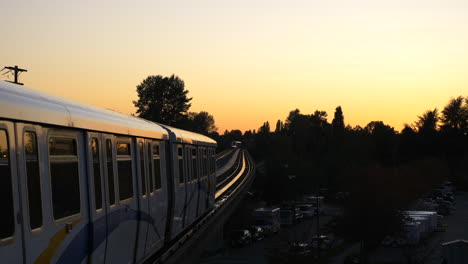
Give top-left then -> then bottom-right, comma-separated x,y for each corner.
214,96 -> 468,200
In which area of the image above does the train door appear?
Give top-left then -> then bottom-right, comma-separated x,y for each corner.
15,123 -> 46,263
105,136 -> 139,264
145,140 -> 168,255
86,133 -> 108,263
135,138 -> 150,262
0,121 -> 23,263
19,128 -> 90,263
170,144 -> 187,239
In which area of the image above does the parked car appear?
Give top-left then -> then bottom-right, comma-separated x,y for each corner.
311,235 -> 332,249
298,204 -> 315,217
230,230 -> 252,247
249,226 -> 265,241
289,242 -> 313,256
381,235 -> 406,247
253,208 -> 281,234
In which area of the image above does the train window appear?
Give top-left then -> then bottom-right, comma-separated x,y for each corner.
147,143 -> 154,193
139,142 -> 146,196
0,130 -> 15,239
49,137 -> 81,220
153,144 -> 161,190
186,148 -> 192,181
203,150 -> 208,178
24,131 -> 43,229
178,145 -> 184,184
106,139 -> 116,205
117,143 -> 131,155
91,138 -> 103,211
117,141 -> 133,200
192,148 -> 197,180
49,137 -> 77,155
210,149 -> 216,175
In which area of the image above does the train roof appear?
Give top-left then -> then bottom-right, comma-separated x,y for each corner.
161,125 -> 217,147
0,81 -> 169,139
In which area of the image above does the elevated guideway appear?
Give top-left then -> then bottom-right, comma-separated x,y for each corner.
148,148 -> 255,264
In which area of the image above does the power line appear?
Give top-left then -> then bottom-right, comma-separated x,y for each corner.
1,65 -> 28,85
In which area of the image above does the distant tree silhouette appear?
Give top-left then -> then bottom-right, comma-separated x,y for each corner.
133,75 -> 192,126
258,121 -> 271,134
284,109 -> 301,133
364,121 -> 395,136
180,111 -> 217,135
332,106 -> 345,135
415,108 -> 439,135
401,123 -> 416,136
441,96 -> 467,135
275,120 -> 283,134
311,110 -> 328,128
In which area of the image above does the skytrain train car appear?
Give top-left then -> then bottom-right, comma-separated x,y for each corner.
0,80 -> 217,263
160,126 -> 217,241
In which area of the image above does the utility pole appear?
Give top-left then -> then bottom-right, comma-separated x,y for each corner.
1,65 -> 28,85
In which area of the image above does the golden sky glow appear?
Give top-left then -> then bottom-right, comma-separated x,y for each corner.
2,0 -> 467,132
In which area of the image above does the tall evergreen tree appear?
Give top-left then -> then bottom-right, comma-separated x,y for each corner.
275,120 -> 283,133
332,106 -> 345,134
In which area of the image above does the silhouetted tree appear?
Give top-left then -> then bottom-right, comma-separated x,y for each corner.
275,120 -> 283,134
332,106 -> 345,134
258,121 -> 271,134
364,121 -> 395,136
441,96 -> 467,135
401,123 -> 416,136
133,75 -> 192,126
415,108 -> 439,136
284,109 -> 301,133
181,111 -> 217,135
311,110 -> 328,128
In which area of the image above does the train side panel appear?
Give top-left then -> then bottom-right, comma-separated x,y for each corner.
144,140 -> 168,257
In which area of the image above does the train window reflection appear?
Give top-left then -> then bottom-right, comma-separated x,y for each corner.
139,142 -> 146,196
0,130 -> 15,239
117,140 -> 133,200
106,139 -> 116,205
147,143 -> 154,192
153,143 -> 161,190
117,143 -> 130,155
24,131 -> 43,229
49,137 -> 81,220
92,138 -> 103,211
178,146 -> 184,184
49,138 -> 77,156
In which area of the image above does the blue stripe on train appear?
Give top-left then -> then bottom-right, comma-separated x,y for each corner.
57,208 -> 158,264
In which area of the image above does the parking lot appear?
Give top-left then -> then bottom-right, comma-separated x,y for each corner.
198,204 -> 338,264
368,192 -> 468,263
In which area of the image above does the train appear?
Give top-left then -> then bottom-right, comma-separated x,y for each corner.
0,80 -> 218,263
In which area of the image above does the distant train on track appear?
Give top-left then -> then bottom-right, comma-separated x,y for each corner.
230,141 -> 242,148
0,81 -> 218,263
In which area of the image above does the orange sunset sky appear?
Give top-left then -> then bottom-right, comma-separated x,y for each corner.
2,0 -> 467,132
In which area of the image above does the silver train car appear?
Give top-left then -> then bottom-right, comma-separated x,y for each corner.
0,81 -> 217,263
